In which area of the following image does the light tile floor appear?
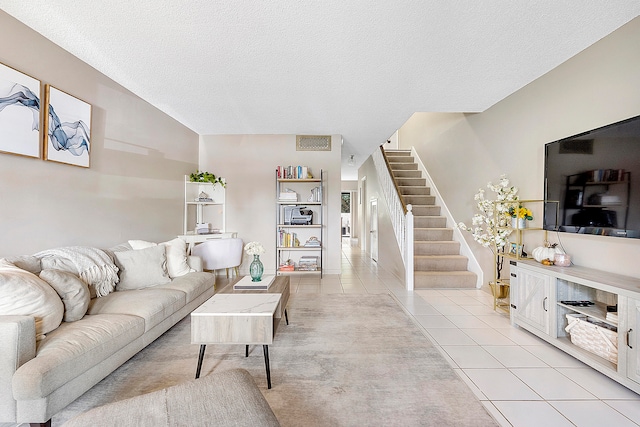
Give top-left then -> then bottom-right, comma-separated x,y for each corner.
282,238 -> 640,427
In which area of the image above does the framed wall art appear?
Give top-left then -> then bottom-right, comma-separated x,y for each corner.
0,62 -> 41,158
43,85 -> 91,168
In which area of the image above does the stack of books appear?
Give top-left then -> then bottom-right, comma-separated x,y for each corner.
304,237 -> 321,247
279,190 -> 298,202
606,312 -> 618,324
298,256 -> 318,271
195,223 -> 210,234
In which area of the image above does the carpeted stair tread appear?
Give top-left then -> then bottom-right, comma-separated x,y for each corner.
414,271 -> 477,289
414,254 -> 469,271
414,227 -> 454,240
414,241 -> 460,255
398,186 -> 431,195
392,170 -> 422,178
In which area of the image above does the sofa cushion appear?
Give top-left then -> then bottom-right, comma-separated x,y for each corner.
39,269 -> 90,322
12,313 -> 145,400
87,288 -> 186,332
0,260 -> 64,340
152,272 -> 215,304
3,255 -> 41,275
129,238 -> 195,278
114,246 -> 171,291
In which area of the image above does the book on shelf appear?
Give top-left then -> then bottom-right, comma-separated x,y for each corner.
277,165 -> 313,180
606,312 -> 618,324
278,228 -> 300,247
308,186 -> 322,203
233,275 -> 276,290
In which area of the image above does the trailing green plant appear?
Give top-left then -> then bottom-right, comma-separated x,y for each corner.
189,170 -> 226,187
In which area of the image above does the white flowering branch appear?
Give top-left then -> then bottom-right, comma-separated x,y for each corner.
456,175 -> 519,279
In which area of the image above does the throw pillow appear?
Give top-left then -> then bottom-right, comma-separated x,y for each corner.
128,238 -> 194,278
0,259 -> 64,340
3,255 -> 42,275
39,269 -> 90,322
114,245 -> 171,291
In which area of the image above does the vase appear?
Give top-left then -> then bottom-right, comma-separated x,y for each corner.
511,217 -> 526,229
249,254 -> 264,282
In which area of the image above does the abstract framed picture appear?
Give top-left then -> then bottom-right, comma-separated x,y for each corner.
43,85 -> 91,168
0,62 -> 41,158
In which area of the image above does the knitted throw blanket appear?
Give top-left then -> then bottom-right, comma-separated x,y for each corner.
34,246 -> 120,297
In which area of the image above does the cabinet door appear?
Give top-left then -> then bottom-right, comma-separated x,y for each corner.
627,298 -> 640,385
513,268 -> 551,335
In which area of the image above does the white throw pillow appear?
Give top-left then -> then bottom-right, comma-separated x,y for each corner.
39,269 -> 90,322
114,246 -> 171,291
128,238 -> 194,278
0,259 -> 64,339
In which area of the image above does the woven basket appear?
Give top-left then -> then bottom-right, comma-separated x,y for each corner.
565,314 -> 618,364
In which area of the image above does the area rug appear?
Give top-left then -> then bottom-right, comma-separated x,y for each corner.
54,294 -> 497,426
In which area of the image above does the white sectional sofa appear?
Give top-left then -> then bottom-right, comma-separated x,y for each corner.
0,240 -> 216,426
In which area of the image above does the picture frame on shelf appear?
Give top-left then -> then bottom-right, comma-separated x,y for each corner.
510,242 -> 525,257
0,62 -> 41,158
43,85 -> 91,168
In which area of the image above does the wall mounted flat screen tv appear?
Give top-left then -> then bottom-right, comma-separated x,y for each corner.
544,115 -> 640,239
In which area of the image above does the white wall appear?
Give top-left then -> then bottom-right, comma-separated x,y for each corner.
357,156 -> 405,280
198,134 -> 342,275
398,17 -> 640,280
0,11 -> 200,256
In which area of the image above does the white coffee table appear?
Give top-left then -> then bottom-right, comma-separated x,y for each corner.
191,293 -> 282,388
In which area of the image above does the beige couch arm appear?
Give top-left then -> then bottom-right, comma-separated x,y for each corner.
0,316 -> 36,422
187,255 -> 203,272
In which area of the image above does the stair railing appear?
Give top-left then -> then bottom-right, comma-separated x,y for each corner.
373,146 -> 414,290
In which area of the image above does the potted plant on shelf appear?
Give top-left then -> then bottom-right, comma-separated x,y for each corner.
508,204 -> 533,229
457,175 -> 519,298
189,170 -> 226,188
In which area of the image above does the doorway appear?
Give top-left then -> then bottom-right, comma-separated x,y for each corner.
370,198 -> 378,262
341,192 -> 351,237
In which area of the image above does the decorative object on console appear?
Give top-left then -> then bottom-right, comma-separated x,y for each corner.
245,241 -> 265,282
532,241 -> 564,264
554,253 -> 571,267
189,170 -> 225,187
43,85 -> 91,168
0,62 -> 41,158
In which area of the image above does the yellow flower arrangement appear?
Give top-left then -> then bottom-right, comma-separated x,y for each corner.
509,205 -> 533,221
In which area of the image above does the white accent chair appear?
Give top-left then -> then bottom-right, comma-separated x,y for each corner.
191,238 -> 243,278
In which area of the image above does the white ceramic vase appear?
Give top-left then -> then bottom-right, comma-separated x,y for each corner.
511,217 -> 526,229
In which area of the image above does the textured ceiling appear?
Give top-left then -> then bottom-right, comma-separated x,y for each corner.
1,1 -> 639,179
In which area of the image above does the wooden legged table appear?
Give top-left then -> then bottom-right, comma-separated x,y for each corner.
190,276 -> 290,388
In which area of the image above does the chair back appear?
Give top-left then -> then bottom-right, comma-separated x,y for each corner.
192,238 -> 244,271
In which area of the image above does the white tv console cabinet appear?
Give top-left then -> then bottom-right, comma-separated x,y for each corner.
509,258 -> 640,394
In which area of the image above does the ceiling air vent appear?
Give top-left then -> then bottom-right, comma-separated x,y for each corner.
296,135 -> 331,151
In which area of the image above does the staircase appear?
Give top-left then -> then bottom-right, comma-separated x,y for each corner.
385,150 -> 476,289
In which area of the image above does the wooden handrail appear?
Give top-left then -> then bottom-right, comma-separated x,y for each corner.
379,145 -> 408,214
